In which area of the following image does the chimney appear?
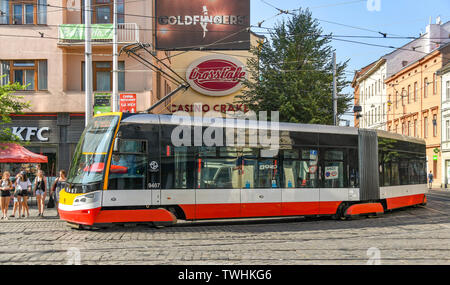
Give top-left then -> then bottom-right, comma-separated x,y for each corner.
424,18 -> 441,53
402,61 -> 408,67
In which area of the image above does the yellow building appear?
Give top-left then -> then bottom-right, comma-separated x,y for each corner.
385,43 -> 450,188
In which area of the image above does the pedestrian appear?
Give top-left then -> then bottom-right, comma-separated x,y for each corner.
16,171 -> 31,218
428,171 -> 434,189
33,170 -> 47,217
0,171 -> 13,220
11,172 -> 22,218
50,170 -> 66,217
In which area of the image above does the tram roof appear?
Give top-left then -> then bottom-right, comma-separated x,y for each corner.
121,113 -> 359,136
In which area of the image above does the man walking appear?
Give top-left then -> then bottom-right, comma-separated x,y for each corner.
428,171 -> 434,189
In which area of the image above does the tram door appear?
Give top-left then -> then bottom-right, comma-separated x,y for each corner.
195,147 -> 241,219
103,137 -> 153,208
318,148 -> 347,215
240,148 -> 282,217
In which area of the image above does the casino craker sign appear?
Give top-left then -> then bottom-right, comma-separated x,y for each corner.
186,55 -> 247,97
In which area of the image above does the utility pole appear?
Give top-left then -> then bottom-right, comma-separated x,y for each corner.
112,0 -> 119,112
332,52 -> 338,126
85,0 -> 93,127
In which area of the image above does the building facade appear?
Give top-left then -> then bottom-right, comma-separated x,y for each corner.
0,0 -> 259,174
353,19 -> 450,131
438,62 -> 450,187
385,44 -> 450,188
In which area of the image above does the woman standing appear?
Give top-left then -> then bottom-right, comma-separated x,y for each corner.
0,171 -> 13,220
50,170 -> 66,217
16,171 -> 31,218
33,170 -> 47,217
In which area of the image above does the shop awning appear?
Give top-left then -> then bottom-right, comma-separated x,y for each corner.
0,143 -> 48,163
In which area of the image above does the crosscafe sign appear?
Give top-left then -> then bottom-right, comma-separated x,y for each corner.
186,55 -> 247,96
155,0 -> 250,50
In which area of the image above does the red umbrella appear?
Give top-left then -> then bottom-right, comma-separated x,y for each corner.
0,143 -> 48,163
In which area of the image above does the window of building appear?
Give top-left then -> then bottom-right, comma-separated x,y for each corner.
395,91 -> 399,108
407,85 -> 411,104
402,88 -> 405,106
446,81 -> 450,101
446,120 -> 450,141
0,0 -> 47,25
433,114 -> 438,137
81,0 -> 124,24
424,78 -> 428,98
424,117 -> 428,138
82,61 -> 125,91
0,59 -> 47,90
433,73 -> 436,95
414,119 -> 418,137
414,81 -> 418,102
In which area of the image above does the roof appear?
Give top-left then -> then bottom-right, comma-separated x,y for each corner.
0,143 -> 48,163
385,41 -> 450,82
121,114 -> 360,136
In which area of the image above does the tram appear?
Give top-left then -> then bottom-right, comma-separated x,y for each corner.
59,112 -> 428,228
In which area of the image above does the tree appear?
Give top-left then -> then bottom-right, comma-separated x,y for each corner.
236,8 -> 352,124
0,77 -> 31,143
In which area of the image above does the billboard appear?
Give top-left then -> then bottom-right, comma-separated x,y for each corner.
155,0 -> 250,50
120,94 -> 137,113
93,93 -> 111,114
186,55 -> 247,96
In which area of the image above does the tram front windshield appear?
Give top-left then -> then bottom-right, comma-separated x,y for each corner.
67,115 -> 120,190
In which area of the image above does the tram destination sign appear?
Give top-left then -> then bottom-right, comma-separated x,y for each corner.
155,0 -> 250,50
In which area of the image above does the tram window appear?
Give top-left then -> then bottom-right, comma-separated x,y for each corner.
319,134 -> 358,147
243,152 -> 281,189
290,132 -> 318,146
108,153 -> 147,190
161,146 -> 196,189
197,147 -> 239,189
283,149 -> 319,188
322,149 -> 347,188
348,148 -> 359,188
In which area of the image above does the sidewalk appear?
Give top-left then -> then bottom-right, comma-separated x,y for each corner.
2,195 -> 59,221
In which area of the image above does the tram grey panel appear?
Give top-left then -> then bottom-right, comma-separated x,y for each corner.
358,130 -> 380,200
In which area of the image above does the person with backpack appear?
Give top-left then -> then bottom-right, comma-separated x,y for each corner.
50,170 -> 67,217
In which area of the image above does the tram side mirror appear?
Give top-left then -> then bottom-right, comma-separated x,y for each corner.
113,138 -> 120,152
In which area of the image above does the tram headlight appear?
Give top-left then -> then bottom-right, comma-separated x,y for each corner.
73,192 -> 100,206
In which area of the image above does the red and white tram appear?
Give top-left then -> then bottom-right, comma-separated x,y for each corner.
59,112 -> 427,228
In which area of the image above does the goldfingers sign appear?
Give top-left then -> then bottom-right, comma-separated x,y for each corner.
155,0 -> 250,50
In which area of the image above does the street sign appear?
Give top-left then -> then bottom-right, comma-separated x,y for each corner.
120,94 -> 137,113
94,93 -> 111,114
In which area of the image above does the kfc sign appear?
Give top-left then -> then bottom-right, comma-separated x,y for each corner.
186,55 -> 247,96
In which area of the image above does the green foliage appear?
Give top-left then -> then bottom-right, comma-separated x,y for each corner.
236,8 -> 352,124
0,77 -> 31,143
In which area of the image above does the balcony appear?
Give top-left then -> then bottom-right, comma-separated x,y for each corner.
58,23 -> 139,45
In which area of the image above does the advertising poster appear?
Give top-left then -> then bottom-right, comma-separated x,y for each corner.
155,0 -> 250,50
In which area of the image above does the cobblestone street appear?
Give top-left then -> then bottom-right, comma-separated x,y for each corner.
0,190 -> 449,265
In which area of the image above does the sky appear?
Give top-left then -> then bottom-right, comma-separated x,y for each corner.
249,0 -> 450,125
